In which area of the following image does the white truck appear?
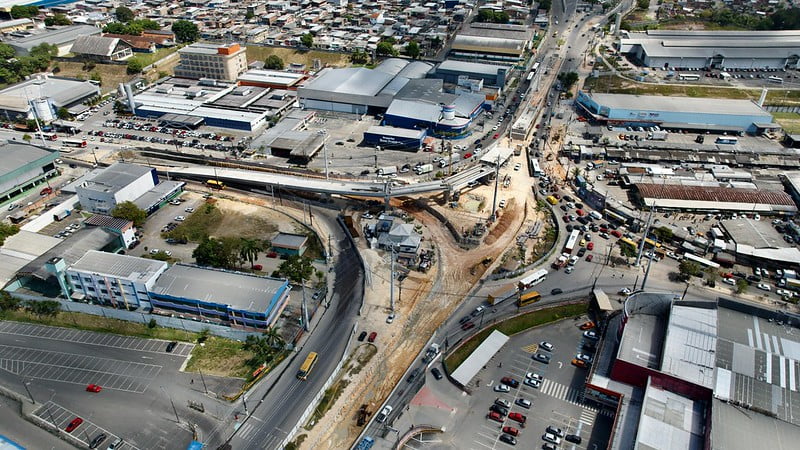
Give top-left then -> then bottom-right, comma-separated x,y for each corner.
650,130 -> 668,141
438,153 -> 461,168
414,163 -> 434,175
377,166 -> 397,176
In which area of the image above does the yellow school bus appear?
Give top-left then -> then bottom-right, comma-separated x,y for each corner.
297,352 -> 318,380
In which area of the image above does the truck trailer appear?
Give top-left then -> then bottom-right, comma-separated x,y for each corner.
377,166 -> 397,176
414,164 -> 434,175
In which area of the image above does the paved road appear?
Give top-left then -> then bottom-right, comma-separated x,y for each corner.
0,394 -> 70,450
223,208 -> 364,449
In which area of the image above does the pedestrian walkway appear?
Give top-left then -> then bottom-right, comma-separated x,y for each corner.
579,408 -> 596,426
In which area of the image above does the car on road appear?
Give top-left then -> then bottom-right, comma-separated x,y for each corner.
498,199 -> 507,208
65,417 -> 83,432
546,426 -> 565,438
86,384 -> 102,393
501,376 -> 519,388
362,212 -> 374,219
459,316 -> 471,325
175,215 -> 186,221
490,404 -> 509,416
406,368 -> 421,382
472,306 -> 485,317
184,207 -> 195,213
357,331 -> 367,341
509,412 -> 526,424
618,287 -> 632,295
494,384 -> 511,393
386,313 -> 395,324
503,426 -> 520,436
586,254 -> 594,262
499,434 -> 517,445
576,353 -> 593,363
461,321 -> 475,331
777,289 -> 791,297
565,434 -> 582,444
533,353 -> 551,364
515,397 -> 532,408
757,283 -> 771,291
488,411 -> 504,422
583,330 -> 599,340
579,321 -> 596,330
368,331 -> 378,343
539,341 -> 554,352
523,377 -> 540,388
166,341 -> 177,352
40,187 -> 53,195
550,288 -> 563,295
376,405 -> 393,423
431,367 -> 443,380
572,358 -> 587,368
513,163 -> 521,171
722,278 -> 736,286
89,433 -> 107,449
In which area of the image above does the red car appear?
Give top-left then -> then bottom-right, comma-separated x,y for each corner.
40,187 -> 53,196
575,209 -> 585,216
464,152 -> 473,159
65,417 -> 83,432
86,384 -> 102,393
252,264 -> 263,271
587,242 -> 594,251
266,252 -> 278,258
488,411 -> 504,422
367,331 -> 377,343
509,412 -> 526,424
461,321 -> 475,331
580,321 -> 596,330
553,193 -> 561,199
493,133 -> 500,139
586,254 -> 593,262
610,230 -> 622,238
721,272 -> 734,279
503,426 -> 520,436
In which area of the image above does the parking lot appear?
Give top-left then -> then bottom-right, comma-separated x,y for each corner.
34,401 -> 137,450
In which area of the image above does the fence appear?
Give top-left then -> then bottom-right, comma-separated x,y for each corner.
8,292 -> 259,341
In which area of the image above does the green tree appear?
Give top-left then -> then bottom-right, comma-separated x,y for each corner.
704,267 -> 719,286
264,54 -> 284,70
44,14 -> 71,26
430,36 -> 442,49
276,255 -> 315,283
10,5 -> 39,19
194,237 -> 227,268
90,71 -> 102,83
115,6 -> 135,22
22,134 -> 32,142
239,237 -> 264,268
111,201 -> 147,227
376,41 -> 397,56
570,167 -> 582,180
300,33 -> 314,48
29,43 -> 58,58
0,43 -> 15,59
736,278 -> 749,294
619,241 -> 637,258
539,0 -> 551,10
679,260 -> 702,278
0,222 -> 20,246
350,49 -> 370,65
405,40 -> 420,59
103,22 -> 126,34
172,20 -> 199,43
652,226 -> 673,243
558,71 -> 580,90
262,326 -> 284,349
149,251 -> 172,261
0,291 -> 20,312
25,300 -> 60,318
245,11 -> 255,20
127,58 -> 144,74
636,0 -> 650,9
56,106 -> 71,120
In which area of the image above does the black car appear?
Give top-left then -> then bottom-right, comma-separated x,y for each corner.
406,368 -> 421,382
577,248 -> 587,257
499,433 -> 517,445
563,195 -> 573,202
533,353 -> 551,364
431,367 -> 443,380
357,331 -> 367,342
565,434 -> 582,444
89,433 -> 107,449
551,288 -> 563,295
577,216 -> 589,225
490,404 -> 509,416
560,204 -> 568,211
459,315 -> 472,325
165,341 -> 177,352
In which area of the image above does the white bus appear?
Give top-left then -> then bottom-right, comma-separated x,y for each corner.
768,76 -> 784,84
526,72 -> 535,81
518,269 -> 548,290
715,136 -> 738,145
564,229 -> 580,253
683,253 -> 720,269
531,158 -> 542,177
678,73 -> 700,81
531,62 -> 540,73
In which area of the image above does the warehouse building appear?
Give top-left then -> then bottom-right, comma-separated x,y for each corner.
0,75 -> 101,121
364,126 -> 426,150
433,59 -> 509,88
450,22 -> 533,63
149,264 -> 291,330
632,183 -> 798,214
576,92 -> 774,133
66,250 -> 168,310
5,24 -> 101,56
0,141 -> 59,206
620,30 -> 800,70
238,69 -> 306,90
76,163 -> 158,215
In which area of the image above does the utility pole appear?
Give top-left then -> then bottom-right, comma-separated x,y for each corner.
389,246 -> 396,312
319,130 -> 329,180
640,244 -> 657,290
198,369 -> 208,395
301,277 -> 309,332
634,207 -> 655,267
491,153 -> 501,220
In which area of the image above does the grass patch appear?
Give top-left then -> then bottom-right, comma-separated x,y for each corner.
165,203 -> 224,242
53,61 -> 131,94
445,303 -> 588,372
772,112 -> 800,134
305,378 -> 350,430
245,46 -> 350,68
184,336 -> 255,378
285,434 -> 306,450
2,309 -> 254,378
129,46 -> 182,68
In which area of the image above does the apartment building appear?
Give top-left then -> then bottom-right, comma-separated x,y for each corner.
174,42 -> 248,81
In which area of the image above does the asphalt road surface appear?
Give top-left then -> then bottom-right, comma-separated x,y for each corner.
223,208 -> 364,449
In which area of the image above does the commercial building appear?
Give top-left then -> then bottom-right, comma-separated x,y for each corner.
271,232 -> 308,257
632,183 -> 797,214
66,250 -> 168,310
0,18 -> 34,34
0,75 -> 101,121
433,60 -> 509,88
0,141 -> 59,205
0,231 -> 61,288
718,218 -> 800,267
450,22 -> 533,63
75,163 -> 158,215
238,69 -> 306,90
576,91 -> 775,133
383,90 -> 485,137
587,294 -> 800,449
70,35 -> 134,61
620,30 -> 800,70
174,42 -> 248,81
83,215 -> 138,249
5,25 -> 102,56
363,126 -> 426,150
149,264 -> 291,330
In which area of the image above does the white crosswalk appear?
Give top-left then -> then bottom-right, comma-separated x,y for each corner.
579,408 -> 596,426
539,379 -> 584,405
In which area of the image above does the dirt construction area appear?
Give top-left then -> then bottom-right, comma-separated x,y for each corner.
300,144 -> 540,448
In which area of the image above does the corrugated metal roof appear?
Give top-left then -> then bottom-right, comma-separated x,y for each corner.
71,35 -> 124,57
303,67 -> 395,96
451,330 -> 510,386
622,30 -> 800,61
437,59 -> 508,76
589,92 -> 770,117
70,250 -> 167,281
634,183 -> 795,206
386,99 -> 441,123
661,304 -> 717,389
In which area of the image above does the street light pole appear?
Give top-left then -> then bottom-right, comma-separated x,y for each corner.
23,380 -> 34,404
160,386 -> 180,423
242,395 -> 249,416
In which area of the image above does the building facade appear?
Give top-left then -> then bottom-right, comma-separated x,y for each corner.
76,163 -> 158,214
174,43 -> 248,81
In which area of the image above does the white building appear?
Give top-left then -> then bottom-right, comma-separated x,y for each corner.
66,250 -> 168,309
76,163 -> 157,214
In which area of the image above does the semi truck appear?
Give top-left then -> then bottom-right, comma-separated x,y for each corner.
414,164 -> 434,175
378,166 -> 397,176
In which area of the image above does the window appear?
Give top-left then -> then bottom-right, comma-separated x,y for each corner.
100,289 -> 108,294
86,287 -> 95,292
71,275 -> 79,281
83,277 -> 92,283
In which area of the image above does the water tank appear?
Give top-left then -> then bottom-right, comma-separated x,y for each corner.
442,104 -> 455,120
31,98 -> 54,122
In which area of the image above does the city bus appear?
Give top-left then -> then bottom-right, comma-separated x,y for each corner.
517,290 -> 542,307
297,352 -> 318,380
526,71 -> 535,82
43,133 -> 58,141
531,62 -> 540,73
206,179 -> 225,189
715,136 -> 738,145
619,237 -> 638,249
678,73 -> 700,81
643,238 -> 662,248
518,269 -> 548,290
768,76 -> 784,84
63,139 -> 87,148
682,253 -> 720,269
531,159 -> 542,177
565,229 -> 580,253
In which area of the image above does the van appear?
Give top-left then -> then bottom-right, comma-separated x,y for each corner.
589,211 -> 603,220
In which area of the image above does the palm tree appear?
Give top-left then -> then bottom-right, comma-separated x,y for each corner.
571,167 -> 582,181
263,326 -> 284,350
239,238 -> 264,268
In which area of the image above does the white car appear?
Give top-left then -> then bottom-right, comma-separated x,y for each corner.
175,216 -> 186,222
618,287 -> 632,295
386,313 -> 395,324
576,353 -> 593,363
362,212 -> 374,219
722,278 -> 736,286
376,405 -> 393,423
150,249 -> 161,255
494,384 -> 511,393
184,207 -> 195,213
757,283 -> 771,291
539,341 -> 554,352
524,377 -> 541,388
163,250 -> 172,257
513,163 -> 521,171
492,125 -> 499,131
776,289 -> 791,297
565,266 -> 574,274
526,372 -> 544,382
498,199 -> 507,208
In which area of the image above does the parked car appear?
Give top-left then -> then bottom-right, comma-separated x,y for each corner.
166,341 -> 177,352
499,433 -> 517,445
515,397 -> 532,409
461,321 -> 475,331
579,321 -> 596,330
65,417 -> 83,432
86,384 -> 102,393
494,384 -> 511,393
386,313 -> 396,324
501,376 -> 519,388
495,398 -> 512,408
503,426 -> 520,436
539,341 -> 554,352
488,411 -> 504,422
367,332 -> 378,343
583,330 -> 599,340
406,368 -> 421,382
508,412 -> 526,424
89,433 -> 107,449
490,404 -> 509,416
533,353 -> 551,364
572,358 -> 587,368
546,426 -> 565,438
757,283 -> 771,291
565,434 -> 583,444
524,377 -> 541,388
550,288 -> 563,295
576,353 -> 593,363
431,367 -> 443,380
543,433 -> 562,445
357,331 -> 367,341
